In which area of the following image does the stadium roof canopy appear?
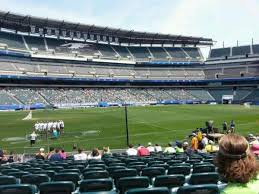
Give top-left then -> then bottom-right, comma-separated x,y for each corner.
0,11 -> 213,46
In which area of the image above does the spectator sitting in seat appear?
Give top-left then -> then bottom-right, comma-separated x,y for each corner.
88,148 -> 101,160
154,144 -> 162,152
205,140 -> 218,153
137,146 -> 150,156
49,148 -> 63,162
147,142 -> 155,153
36,148 -> 45,160
47,147 -> 55,159
60,149 -> 67,160
201,133 -> 209,146
215,134 -> 259,194
164,143 -> 176,154
102,147 -> 111,156
74,148 -> 87,161
183,141 -> 193,155
126,144 -> 137,156
175,141 -> 184,153
248,134 -> 259,146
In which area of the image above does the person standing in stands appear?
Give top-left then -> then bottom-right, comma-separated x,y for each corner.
191,133 -> 199,151
215,134 -> 259,194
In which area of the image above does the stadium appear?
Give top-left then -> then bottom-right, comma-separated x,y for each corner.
0,3 -> 258,194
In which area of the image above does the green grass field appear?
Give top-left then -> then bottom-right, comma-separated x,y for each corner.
0,104 -> 259,153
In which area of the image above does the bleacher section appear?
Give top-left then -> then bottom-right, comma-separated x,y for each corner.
232,45 -> 251,56
0,152 -> 224,194
164,48 -> 187,59
209,48 -> 231,58
0,31 -> 203,62
0,88 -> 222,106
0,32 -> 25,50
208,89 -> 252,102
24,35 -> 46,51
209,44 -> 259,59
182,48 -> 201,59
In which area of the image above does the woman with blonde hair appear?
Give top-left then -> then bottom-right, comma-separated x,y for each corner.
215,134 -> 259,194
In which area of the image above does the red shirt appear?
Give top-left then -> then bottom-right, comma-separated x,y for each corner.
137,147 -> 150,156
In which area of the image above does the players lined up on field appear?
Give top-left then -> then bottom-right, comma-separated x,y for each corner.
34,120 -> 64,133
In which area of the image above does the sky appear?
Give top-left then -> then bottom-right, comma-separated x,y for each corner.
1,0 -> 259,57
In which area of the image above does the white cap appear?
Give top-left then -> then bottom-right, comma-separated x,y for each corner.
148,142 -> 152,146
40,148 -> 44,152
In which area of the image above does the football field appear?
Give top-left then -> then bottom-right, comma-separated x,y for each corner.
0,104 -> 259,153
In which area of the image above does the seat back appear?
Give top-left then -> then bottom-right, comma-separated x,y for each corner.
79,179 -> 113,192
192,164 -> 215,173
8,172 -> 30,179
118,176 -> 149,193
107,166 -> 126,174
177,184 -> 220,194
0,184 -> 37,194
39,181 -> 75,194
0,176 -> 17,185
83,170 -> 109,179
168,166 -> 191,176
126,187 -> 170,194
1,169 -> 20,175
189,173 -> 219,185
154,175 -> 185,188
142,167 -> 166,178
21,174 -> 50,187
52,173 -> 80,186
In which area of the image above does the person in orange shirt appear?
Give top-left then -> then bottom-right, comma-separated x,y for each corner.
191,133 -> 199,151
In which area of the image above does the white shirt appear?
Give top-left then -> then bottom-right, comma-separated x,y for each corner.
88,154 -> 102,160
126,148 -> 137,156
154,146 -> 162,152
202,137 -> 209,146
30,133 -> 37,140
74,153 -> 87,160
164,147 -> 176,154
147,146 -> 155,152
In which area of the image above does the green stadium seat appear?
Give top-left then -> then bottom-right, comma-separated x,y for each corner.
0,184 -> 37,194
39,181 -> 75,194
153,175 -> 185,188
112,169 -> 137,186
83,170 -> 109,179
128,164 -> 147,175
68,164 -> 85,172
167,160 -> 183,166
148,161 -> 165,166
117,176 -> 149,194
167,166 -> 191,176
83,167 -> 105,173
189,173 -> 219,185
60,169 -> 81,174
176,184 -> 220,194
79,179 -> 113,192
125,187 -> 170,194
107,166 -> 126,174
142,167 -> 166,183
88,160 -> 105,165
21,174 -> 50,187
0,176 -> 18,185
24,168 -> 42,173
150,163 -> 169,169
192,164 -> 215,173
52,172 -> 80,186
45,166 -> 64,172
127,162 -> 145,166
8,171 -> 31,179
36,170 -> 56,179
109,163 -> 126,167
1,169 -> 20,175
